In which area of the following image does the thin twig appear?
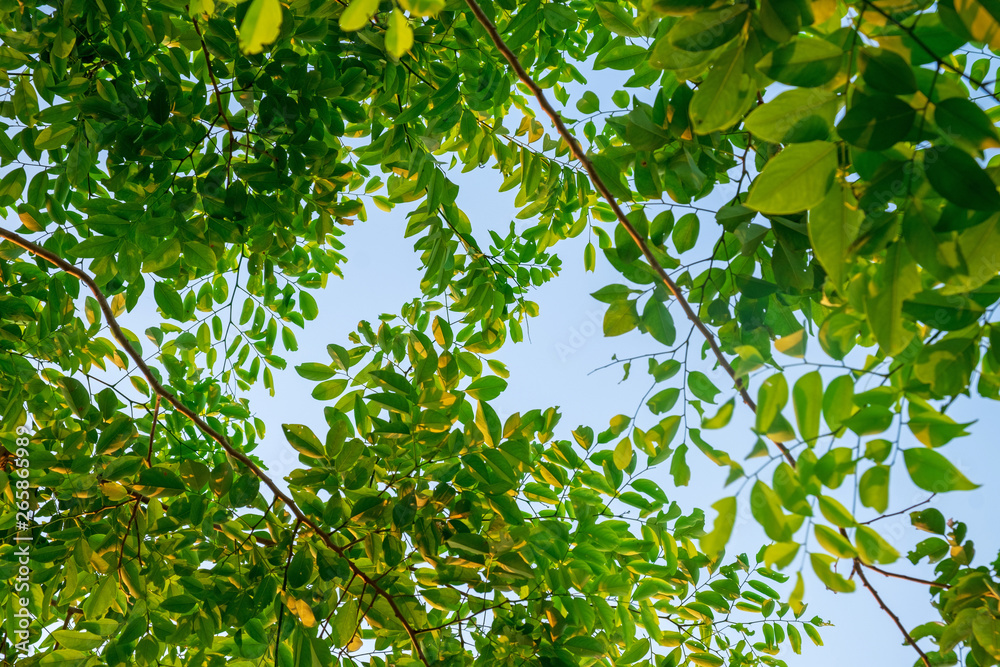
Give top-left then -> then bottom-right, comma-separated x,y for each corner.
861,562 -> 951,590
861,495 -> 935,525
462,0 -> 795,467
0,227 -> 430,666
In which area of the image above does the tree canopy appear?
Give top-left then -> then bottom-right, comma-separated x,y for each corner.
1,0 -> 1000,665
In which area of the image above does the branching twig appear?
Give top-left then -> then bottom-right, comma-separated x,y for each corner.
462,0 -> 795,467
861,495 -> 935,525
861,562 -> 951,590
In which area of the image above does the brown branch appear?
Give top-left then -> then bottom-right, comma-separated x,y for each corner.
852,559 -> 932,667
147,394 -> 160,467
861,494 -> 935,525
0,227 -> 430,666
861,562 -> 951,590
462,0 -> 795,467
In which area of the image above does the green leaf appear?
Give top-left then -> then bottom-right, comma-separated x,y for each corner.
856,526 -> 899,564
670,443 -> 690,485
465,376 -> 507,401
810,553 -> 855,592
935,97 -> 1000,151
312,379 -> 348,400
751,480 -> 791,541
603,298 -> 639,336
596,2 -> 640,36
288,548 -> 315,588
143,238 -> 181,273
902,447 -> 980,492
837,94 -> 915,151
688,371 -> 720,403
50,631 -> 104,651
755,373 -> 788,434
702,398 -> 734,429
689,45 -> 756,134
160,594 -> 198,614
814,524 -> 857,558
744,89 -> 838,144
340,0 -> 378,30
296,363 -> 336,381
700,496 -> 736,558
641,298 -> 676,345
671,213 -> 699,253
902,291 -> 985,330
385,9 -> 413,58
773,462 -> 811,515
859,464 -> 890,513
0,167 -> 26,206
153,282 -> 185,321
822,375 -> 854,433
972,610 -> 1000,659
911,508 -> 947,534
792,371 -> 822,444
595,44 -> 647,70
591,154 -> 632,201
57,377 -> 90,418
34,124 -> 76,151
925,146 -> 1000,211
282,424 -> 326,459
865,243 -> 919,356
647,387 -> 680,414
747,141 -> 838,215
576,91 -> 600,114
134,467 -> 186,497
238,0 -> 282,53
71,235 -> 121,259
817,495 -> 855,527
757,36 -> 843,87
668,5 -> 749,51
860,47 -> 917,94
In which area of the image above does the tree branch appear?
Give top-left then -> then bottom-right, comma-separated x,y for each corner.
462,0 -> 795,467
852,559 -> 931,667
0,227 -> 430,666
147,394 -> 160,467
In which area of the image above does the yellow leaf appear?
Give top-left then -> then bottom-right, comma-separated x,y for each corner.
188,0 -> 215,17
294,600 -> 316,627
955,0 -> 1000,49
613,436 -> 633,469
339,0 -> 379,32
347,634 -> 363,652
238,0 -> 282,54
100,481 -> 128,501
385,9 -> 414,58
399,0 -> 445,17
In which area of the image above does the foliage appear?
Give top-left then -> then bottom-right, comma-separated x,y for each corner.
1,0 -> 1000,665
